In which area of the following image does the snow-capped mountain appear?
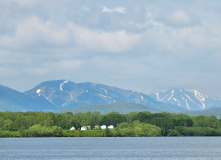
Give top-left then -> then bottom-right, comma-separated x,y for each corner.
149,87 -> 221,111
24,80 -> 182,112
4,80 -> 220,112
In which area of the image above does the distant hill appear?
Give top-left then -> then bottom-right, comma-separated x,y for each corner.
57,102 -> 165,114
0,85 -> 55,112
149,87 -> 221,111
184,107 -> 221,119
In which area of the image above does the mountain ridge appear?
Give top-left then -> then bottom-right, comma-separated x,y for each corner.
1,80 -> 221,113
24,80 -> 183,112
149,87 -> 221,111
0,84 -> 55,112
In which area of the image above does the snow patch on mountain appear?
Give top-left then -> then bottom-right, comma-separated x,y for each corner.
155,93 -> 160,101
36,89 -> 41,94
168,90 -> 174,100
62,101 -> 69,107
45,96 -> 54,104
160,95 -> 168,101
98,94 -> 111,99
60,80 -> 69,91
185,99 -> 190,110
173,98 -> 180,106
188,89 -> 206,109
36,89 -> 41,96
184,94 -> 194,103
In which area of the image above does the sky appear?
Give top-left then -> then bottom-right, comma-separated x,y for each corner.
0,0 -> 221,97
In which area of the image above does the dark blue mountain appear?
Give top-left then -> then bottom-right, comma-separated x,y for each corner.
0,85 -> 55,112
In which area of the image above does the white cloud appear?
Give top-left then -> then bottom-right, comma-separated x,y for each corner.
24,59 -> 82,76
0,17 -> 139,53
24,67 -> 49,76
163,10 -> 200,27
128,11 -> 221,55
102,6 -> 126,14
68,22 -> 140,53
1,0 -> 38,7
1,17 -> 70,50
48,60 -> 82,71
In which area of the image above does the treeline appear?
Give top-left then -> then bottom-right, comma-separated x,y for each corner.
1,111 -> 221,137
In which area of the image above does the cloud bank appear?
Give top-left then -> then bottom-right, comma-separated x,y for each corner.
0,0 -> 221,97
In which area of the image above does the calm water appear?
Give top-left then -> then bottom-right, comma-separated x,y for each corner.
1,137 -> 221,160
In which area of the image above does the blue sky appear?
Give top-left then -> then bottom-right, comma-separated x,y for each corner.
0,0 -> 221,96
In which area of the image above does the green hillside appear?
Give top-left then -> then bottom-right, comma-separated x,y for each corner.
183,107 -> 221,119
58,102 -> 165,114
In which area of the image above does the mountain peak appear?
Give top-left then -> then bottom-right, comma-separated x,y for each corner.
149,88 -> 221,111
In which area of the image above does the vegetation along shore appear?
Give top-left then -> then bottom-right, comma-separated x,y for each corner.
1,111 -> 221,137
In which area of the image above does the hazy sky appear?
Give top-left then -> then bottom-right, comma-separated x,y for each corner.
0,0 -> 221,97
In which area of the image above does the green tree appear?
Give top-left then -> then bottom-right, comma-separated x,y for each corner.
175,114 -> 193,127
3,119 -> 14,131
208,116 -> 217,128
214,119 -> 221,129
0,117 -> 4,130
125,112 -> 138,124
192,115 -> 209,127
115,120 -> 161,137
100,112 -> 126,126
132,111 -> 152,123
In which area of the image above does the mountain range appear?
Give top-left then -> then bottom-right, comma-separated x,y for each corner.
149,88 -> 221,111
0,80 -> 221,113
24,80 -> 181,112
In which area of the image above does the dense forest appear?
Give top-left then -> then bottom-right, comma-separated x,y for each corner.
1,111 -> 221,137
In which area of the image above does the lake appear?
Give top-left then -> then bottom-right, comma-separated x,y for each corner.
1,137 -> 221,160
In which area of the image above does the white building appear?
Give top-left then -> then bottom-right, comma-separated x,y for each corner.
70,127 -> 76,130
81,126 -> 91,130
100,125 -> 107,129
108,125 -> 114,129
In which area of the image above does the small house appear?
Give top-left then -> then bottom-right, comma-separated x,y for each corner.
70,127 -> 76,130
101,125 -> 107,129
108,125 -> 114,129
81,126 -> 91,130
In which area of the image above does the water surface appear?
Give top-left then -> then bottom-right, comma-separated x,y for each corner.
1,137 -> 221,160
